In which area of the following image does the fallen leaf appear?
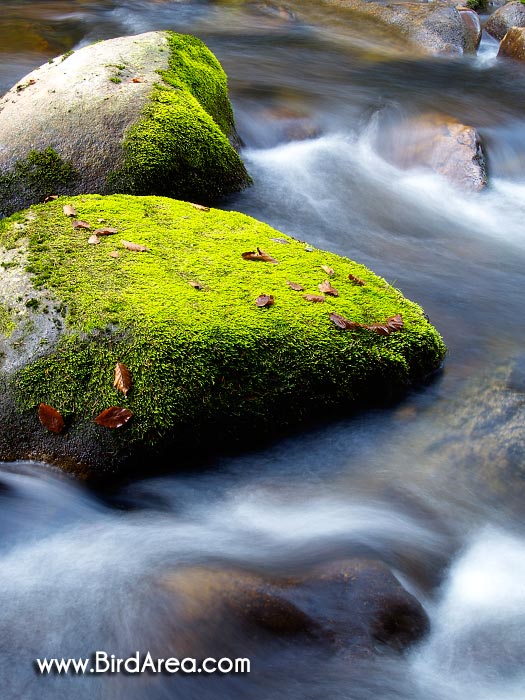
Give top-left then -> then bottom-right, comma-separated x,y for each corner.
63,205 -> 77,217
190,202 -> 210,212
318,280 -> 339,297
287,281 -> 304,291
321,265 -> 335,276
121,240 -> 149,252
348,273 -> 365,286
189,280 -> 203,289
271,237 -> 290,245
72,220 -> 91,230
95,406 -> 133,428
255,294 -> 275,307
241,248 -> 278,263
329,312 -> 360,330
44,195 -> 59,203
38,403 -> 65,434
114,362 -> 132,397
303,294 -> 325,303
88,234 -> 100,245
109,251 -> 119,259
132,77 -> 144,83
16,79 -> 36,92
329,312 -> 403,334
93,227 -> 118,236
366,314 -> 404,335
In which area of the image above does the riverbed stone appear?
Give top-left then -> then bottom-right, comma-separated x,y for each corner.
498,26 -> 525,60
485,1 -> 525,40
160,559 -> 429,657
0,194 -> 445,478
301,0 -> 476,55
377,113 -> 487,191
0,31 -> 250,218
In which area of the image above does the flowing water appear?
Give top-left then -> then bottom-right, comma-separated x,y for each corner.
1,1 -> 525,698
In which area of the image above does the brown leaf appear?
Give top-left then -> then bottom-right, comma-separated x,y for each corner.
190,202 -> 210,212
318,280 -> 339,297
95,406 -> 133,428
72,220 -> 91,230
241,248 -> 279,263
44,195 -> 59,203
329,312 -> 360,330
365,314 -> 404,335
303,294 -> 325,303
287,281 -> 304,291
255,294 -> 275,307
321,265 -> 335,276
38,403 -> 65,434
93,227 -> 118,236
114,362 -> 132,397
348,273 -> 365,286
63,205 -> 77,217
189,280 -> 203,289
109,251 -> 119,259
132,77 -> 144,83
329,312 -> 404,334
88,234 -> 100,245
121,240 -> 149,252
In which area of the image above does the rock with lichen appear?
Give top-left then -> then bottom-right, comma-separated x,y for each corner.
0,32 -> 250,217
0,194 -> 445,478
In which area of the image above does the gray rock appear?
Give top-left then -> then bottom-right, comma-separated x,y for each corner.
0,31 -> 250,217
485,1 -> 525,41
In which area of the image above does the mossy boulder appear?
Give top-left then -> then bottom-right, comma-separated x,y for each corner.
0,194 -> 445,478
0,32 -> 250,218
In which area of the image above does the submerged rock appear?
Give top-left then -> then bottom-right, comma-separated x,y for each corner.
0,32 -> 250,217
377,113 -> 487,191
0,194 -> 445,478
485,1 -> 525,41
498,26 -> 525,60
160,559 -> 429,657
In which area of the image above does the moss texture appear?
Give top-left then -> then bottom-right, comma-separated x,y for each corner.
0,194 -> 445,456
0,148 -> 78,216
108,32 -> 251,201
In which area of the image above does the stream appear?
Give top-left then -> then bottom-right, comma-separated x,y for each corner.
1,1 -> 525,698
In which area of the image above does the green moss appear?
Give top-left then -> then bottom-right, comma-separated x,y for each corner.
108,32 -> 251,201
61,50 -> 74,62
0,304 -> 15,338
0,148 -> 78,215
0,194 -> 445,448
465,0 -> 487,10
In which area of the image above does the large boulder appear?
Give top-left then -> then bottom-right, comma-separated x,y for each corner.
498,26 -> 525,60
0,194 -> 445,479
0,32 -> 250,218
160,559 -> 429,657
299,0 -> 477,55
485,1 -> 525,40
376,112 -> 487,191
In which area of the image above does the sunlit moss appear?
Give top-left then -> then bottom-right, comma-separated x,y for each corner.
108,32 -> 251,200
0,194 -> 446,449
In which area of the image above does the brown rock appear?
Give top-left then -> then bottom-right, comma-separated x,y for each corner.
160,558 -> 429,657
458,8 -> 482,51
486,1 -> 525,41
378,113 -> 487,191
498,26 -> 525,60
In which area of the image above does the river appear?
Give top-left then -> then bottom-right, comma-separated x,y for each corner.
0,1 -> 524,698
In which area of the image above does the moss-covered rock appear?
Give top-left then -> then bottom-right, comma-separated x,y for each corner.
0,32 -> 250,217
0,194 -> 445,478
